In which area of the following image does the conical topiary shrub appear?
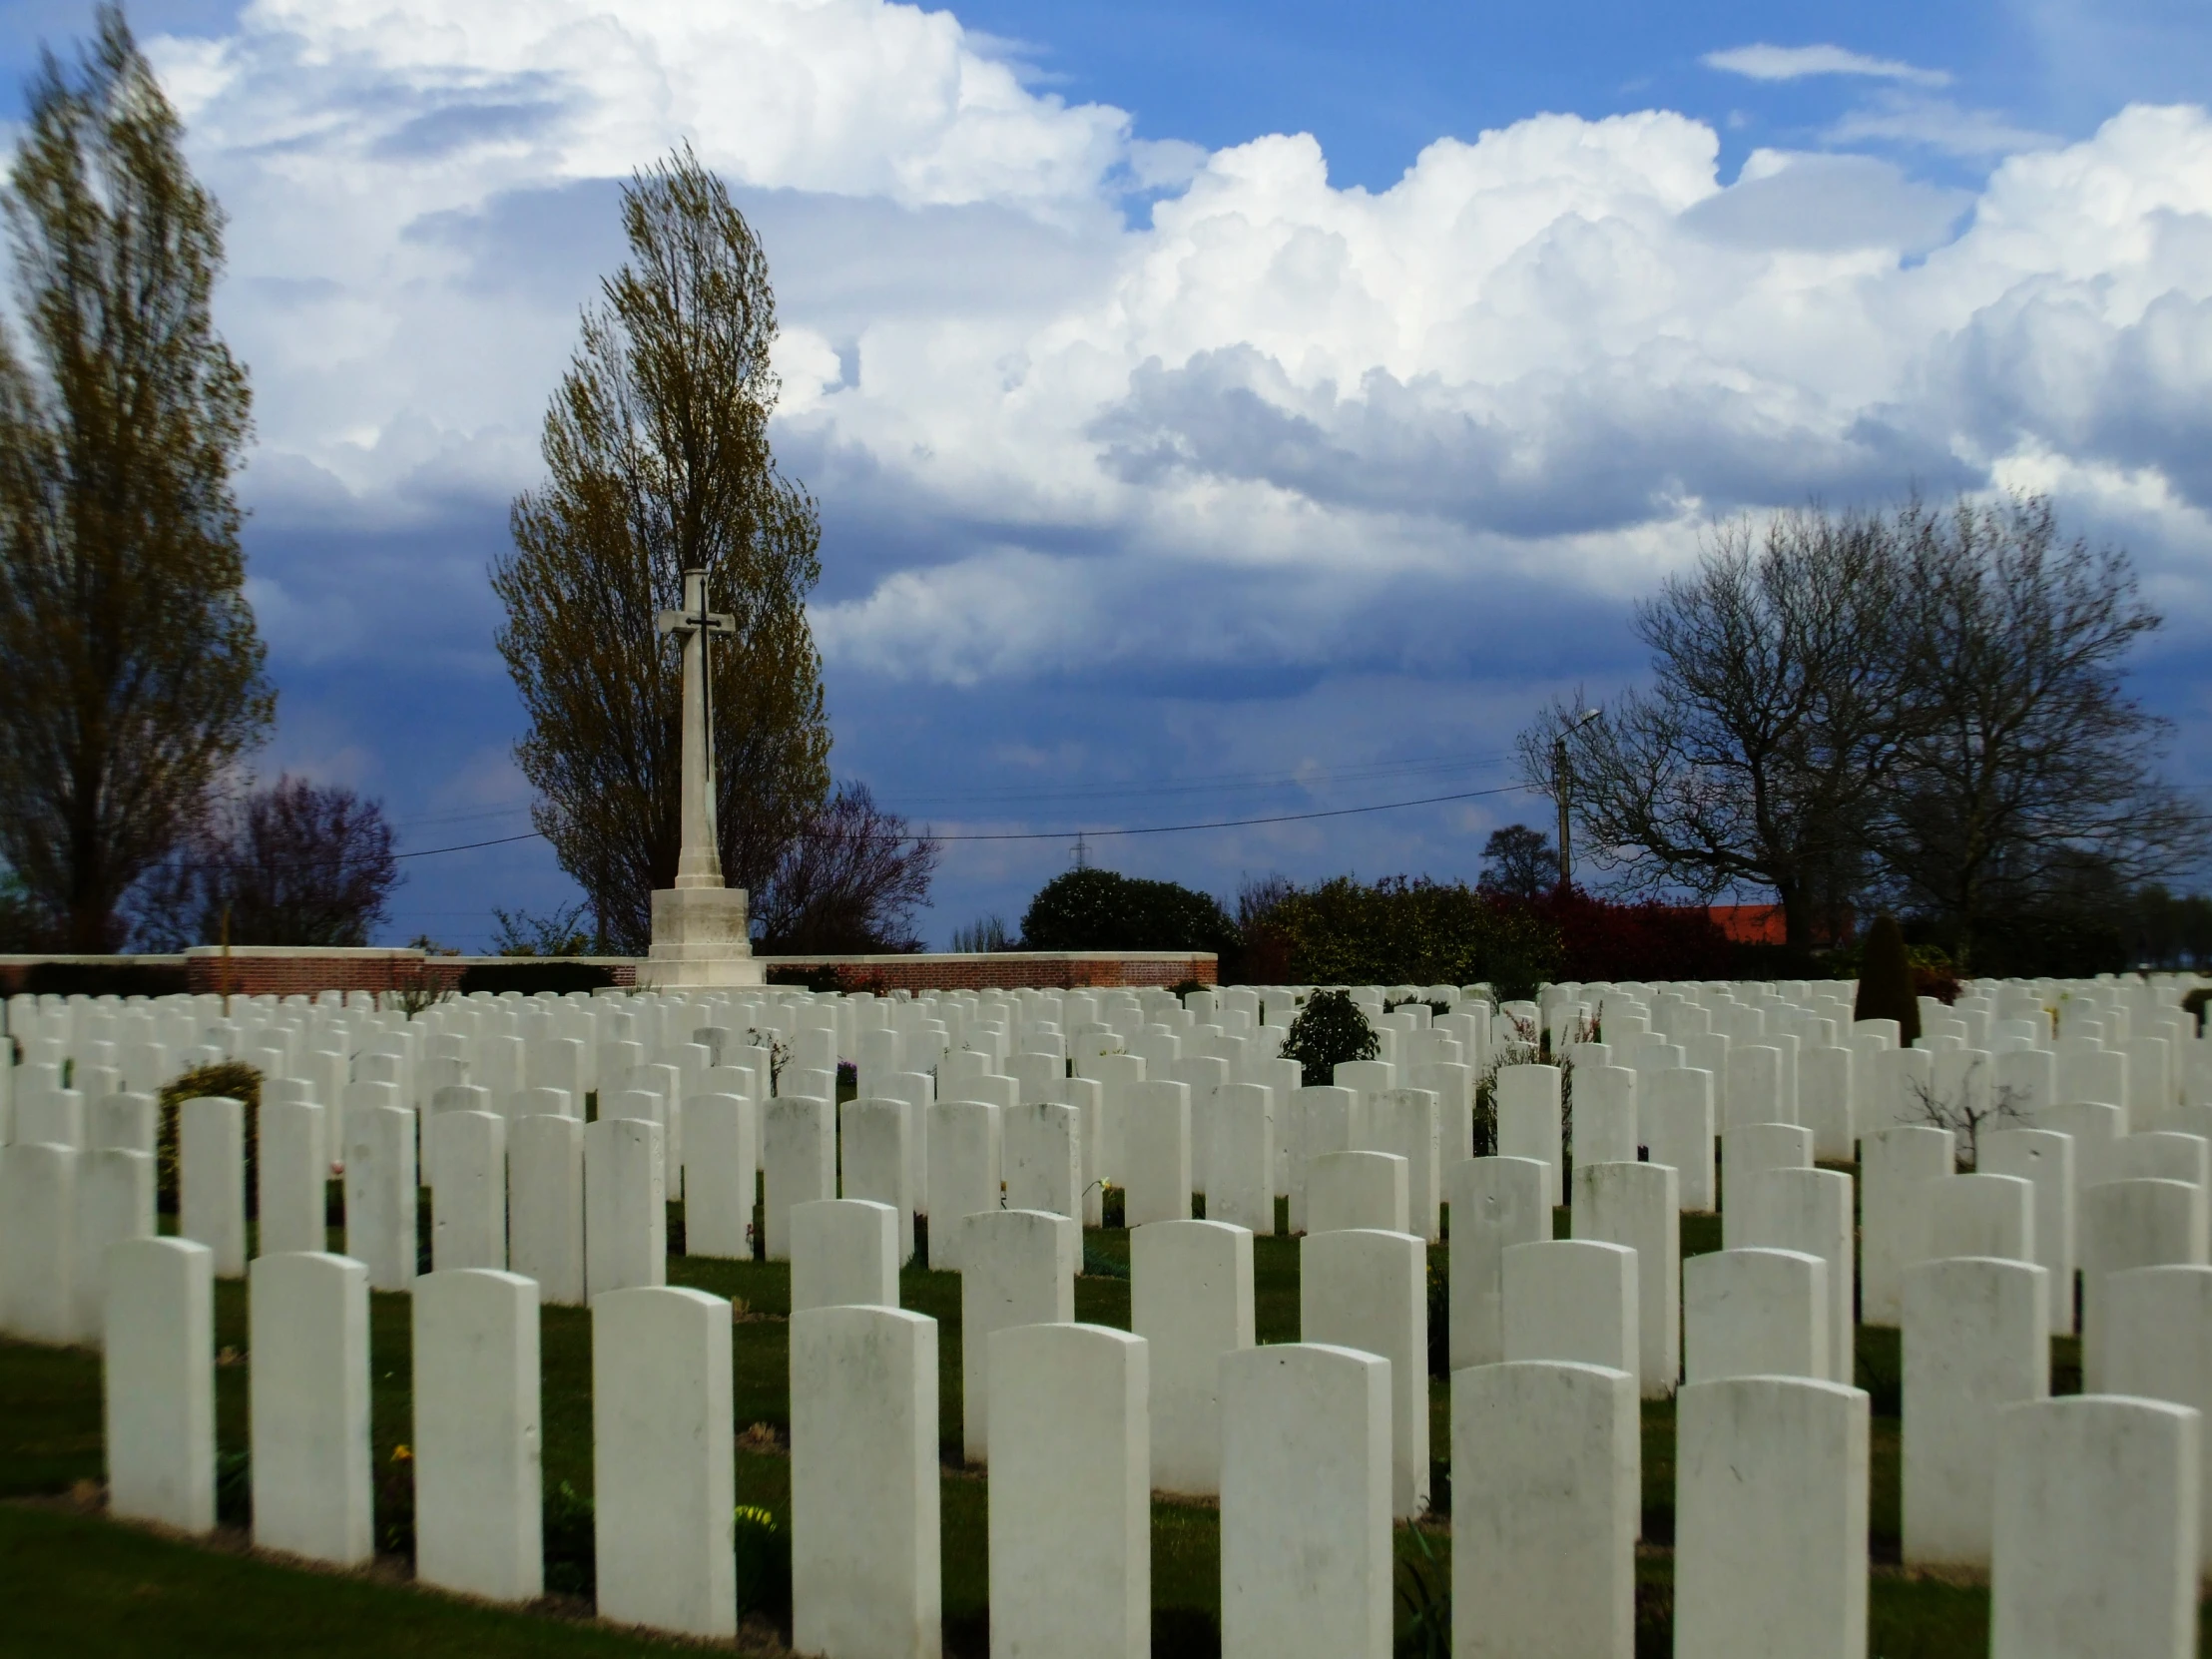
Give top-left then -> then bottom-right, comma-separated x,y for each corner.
1280,989 -> 1380,1087
1853,913 -> 1920,1045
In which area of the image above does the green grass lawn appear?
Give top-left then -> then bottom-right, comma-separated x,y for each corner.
1,1196 -> 2197,1657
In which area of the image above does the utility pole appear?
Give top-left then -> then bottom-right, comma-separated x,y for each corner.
1554,709 -> 1602,893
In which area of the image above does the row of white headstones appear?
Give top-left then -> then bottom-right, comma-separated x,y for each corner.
5,971 -> 2212,1657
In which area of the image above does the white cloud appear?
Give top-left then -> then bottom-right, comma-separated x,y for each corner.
1702,43 -> 1952,88
1825,91 -> 2057,158
119,2 -> 2212,709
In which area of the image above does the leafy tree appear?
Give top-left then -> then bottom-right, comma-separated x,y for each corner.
1260,875 -> 1561,999
134,777 -> 399,948
1019,868 -> 1234,954
1280,989 -> 1379,1086
751,783 -> 937,952
493,146 -> 830,953
1476,825 -> 1554,899
1873,496 -> 2207,969
1517,507 -> 1906,949
0,8 -> 271,949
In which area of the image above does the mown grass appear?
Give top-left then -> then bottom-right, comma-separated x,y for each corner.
6,1202 -> 2204,1657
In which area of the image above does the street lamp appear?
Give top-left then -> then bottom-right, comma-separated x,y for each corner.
1554,709 -> 1602,892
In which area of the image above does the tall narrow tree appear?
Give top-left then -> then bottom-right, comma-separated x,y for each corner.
0,7 -> 270,948
494,147 -> 831,952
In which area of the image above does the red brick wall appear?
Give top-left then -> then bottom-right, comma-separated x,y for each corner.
184,950 -> 465,998
5,949 -> 1206,998
761,952 -> 1217,993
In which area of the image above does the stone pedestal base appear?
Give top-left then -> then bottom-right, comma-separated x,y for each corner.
633,885 -> 765,989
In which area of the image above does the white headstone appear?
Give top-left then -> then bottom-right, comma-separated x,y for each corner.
592,1287 -> 736,1638
1444,1155 -> 1552,1372
2081,1177 -> 2208,1389
179,1095 -> 246,1278
1300,1227 -> 1430,1518
1122,1080 -> 1191,1229
1496,1065 -> 1563,1205
1219,1344 -> 1390,1659
583,1116 -> 665,1299
924,1098 -> 1001,1271
1306,1150 -> 1408,1235
509,1114 -> 585,1305
958,1208 -> 1076,1464
1131,1219 -> 1253,1497
987,1323 -> 1149,1659
1452,1360 -> 1636,1659
1683,1247 -> 1828,1383
2103,1264 -> 2212,1572
682,1093 -> 755,1260
104,1236 -> 215,1533
1902,1257 -> 2050,1568
1982,1127 -> 2078,1335
1674,1377 -> 1869,1659
343,1102 -> 417,1293
763,1094 -> 834,1261
839,1097 -> 914,1263
1573,1159 -> 1681,1395
1860,1124 -> 1955,1325
790,1198 -> 898,1312
790,1306 -> 941,1659
250,1251 -> 371,1565
412,1269 -> 542,1602
1991,1395 -> 2198,1659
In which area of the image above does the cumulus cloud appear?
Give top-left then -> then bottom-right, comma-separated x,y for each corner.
136,0 -> 2212,672
87,2 -> 2212,883
1702,43 -> 1952,88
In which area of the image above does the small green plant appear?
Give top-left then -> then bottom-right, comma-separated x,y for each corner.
1394,1523 -> 1450,1659
733,1504 -> 792,1627
1280,989 -> 1380,1087
542,1479 -> 595,1596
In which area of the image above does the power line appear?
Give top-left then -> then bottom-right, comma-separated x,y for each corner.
887,750 -> 1517,811
920,783 -> 1533,841
376,782 -> 1537,863
394,831 -> 543,859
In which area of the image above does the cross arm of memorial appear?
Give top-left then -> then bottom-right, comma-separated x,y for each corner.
655,604 -> 737,639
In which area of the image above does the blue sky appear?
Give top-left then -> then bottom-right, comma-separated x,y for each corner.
4,0 -> 2211,949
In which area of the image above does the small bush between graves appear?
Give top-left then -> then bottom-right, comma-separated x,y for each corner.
156,1060 -> 262,1215
1853,914 -> 1922,1043
1279,988 -> 1379,1086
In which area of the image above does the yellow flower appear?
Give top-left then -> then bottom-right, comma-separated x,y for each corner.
390,1444 -> 412,1462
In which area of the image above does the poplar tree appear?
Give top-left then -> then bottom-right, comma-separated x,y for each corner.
494,147 -> 832,952
0,7 -> 270,949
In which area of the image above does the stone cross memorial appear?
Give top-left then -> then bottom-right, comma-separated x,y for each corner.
638,567 -> 764,989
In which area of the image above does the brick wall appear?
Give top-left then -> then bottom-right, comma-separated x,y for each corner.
757,951 -> 1216,992
4,948 -> 1210,998
182,947 -> 464,998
